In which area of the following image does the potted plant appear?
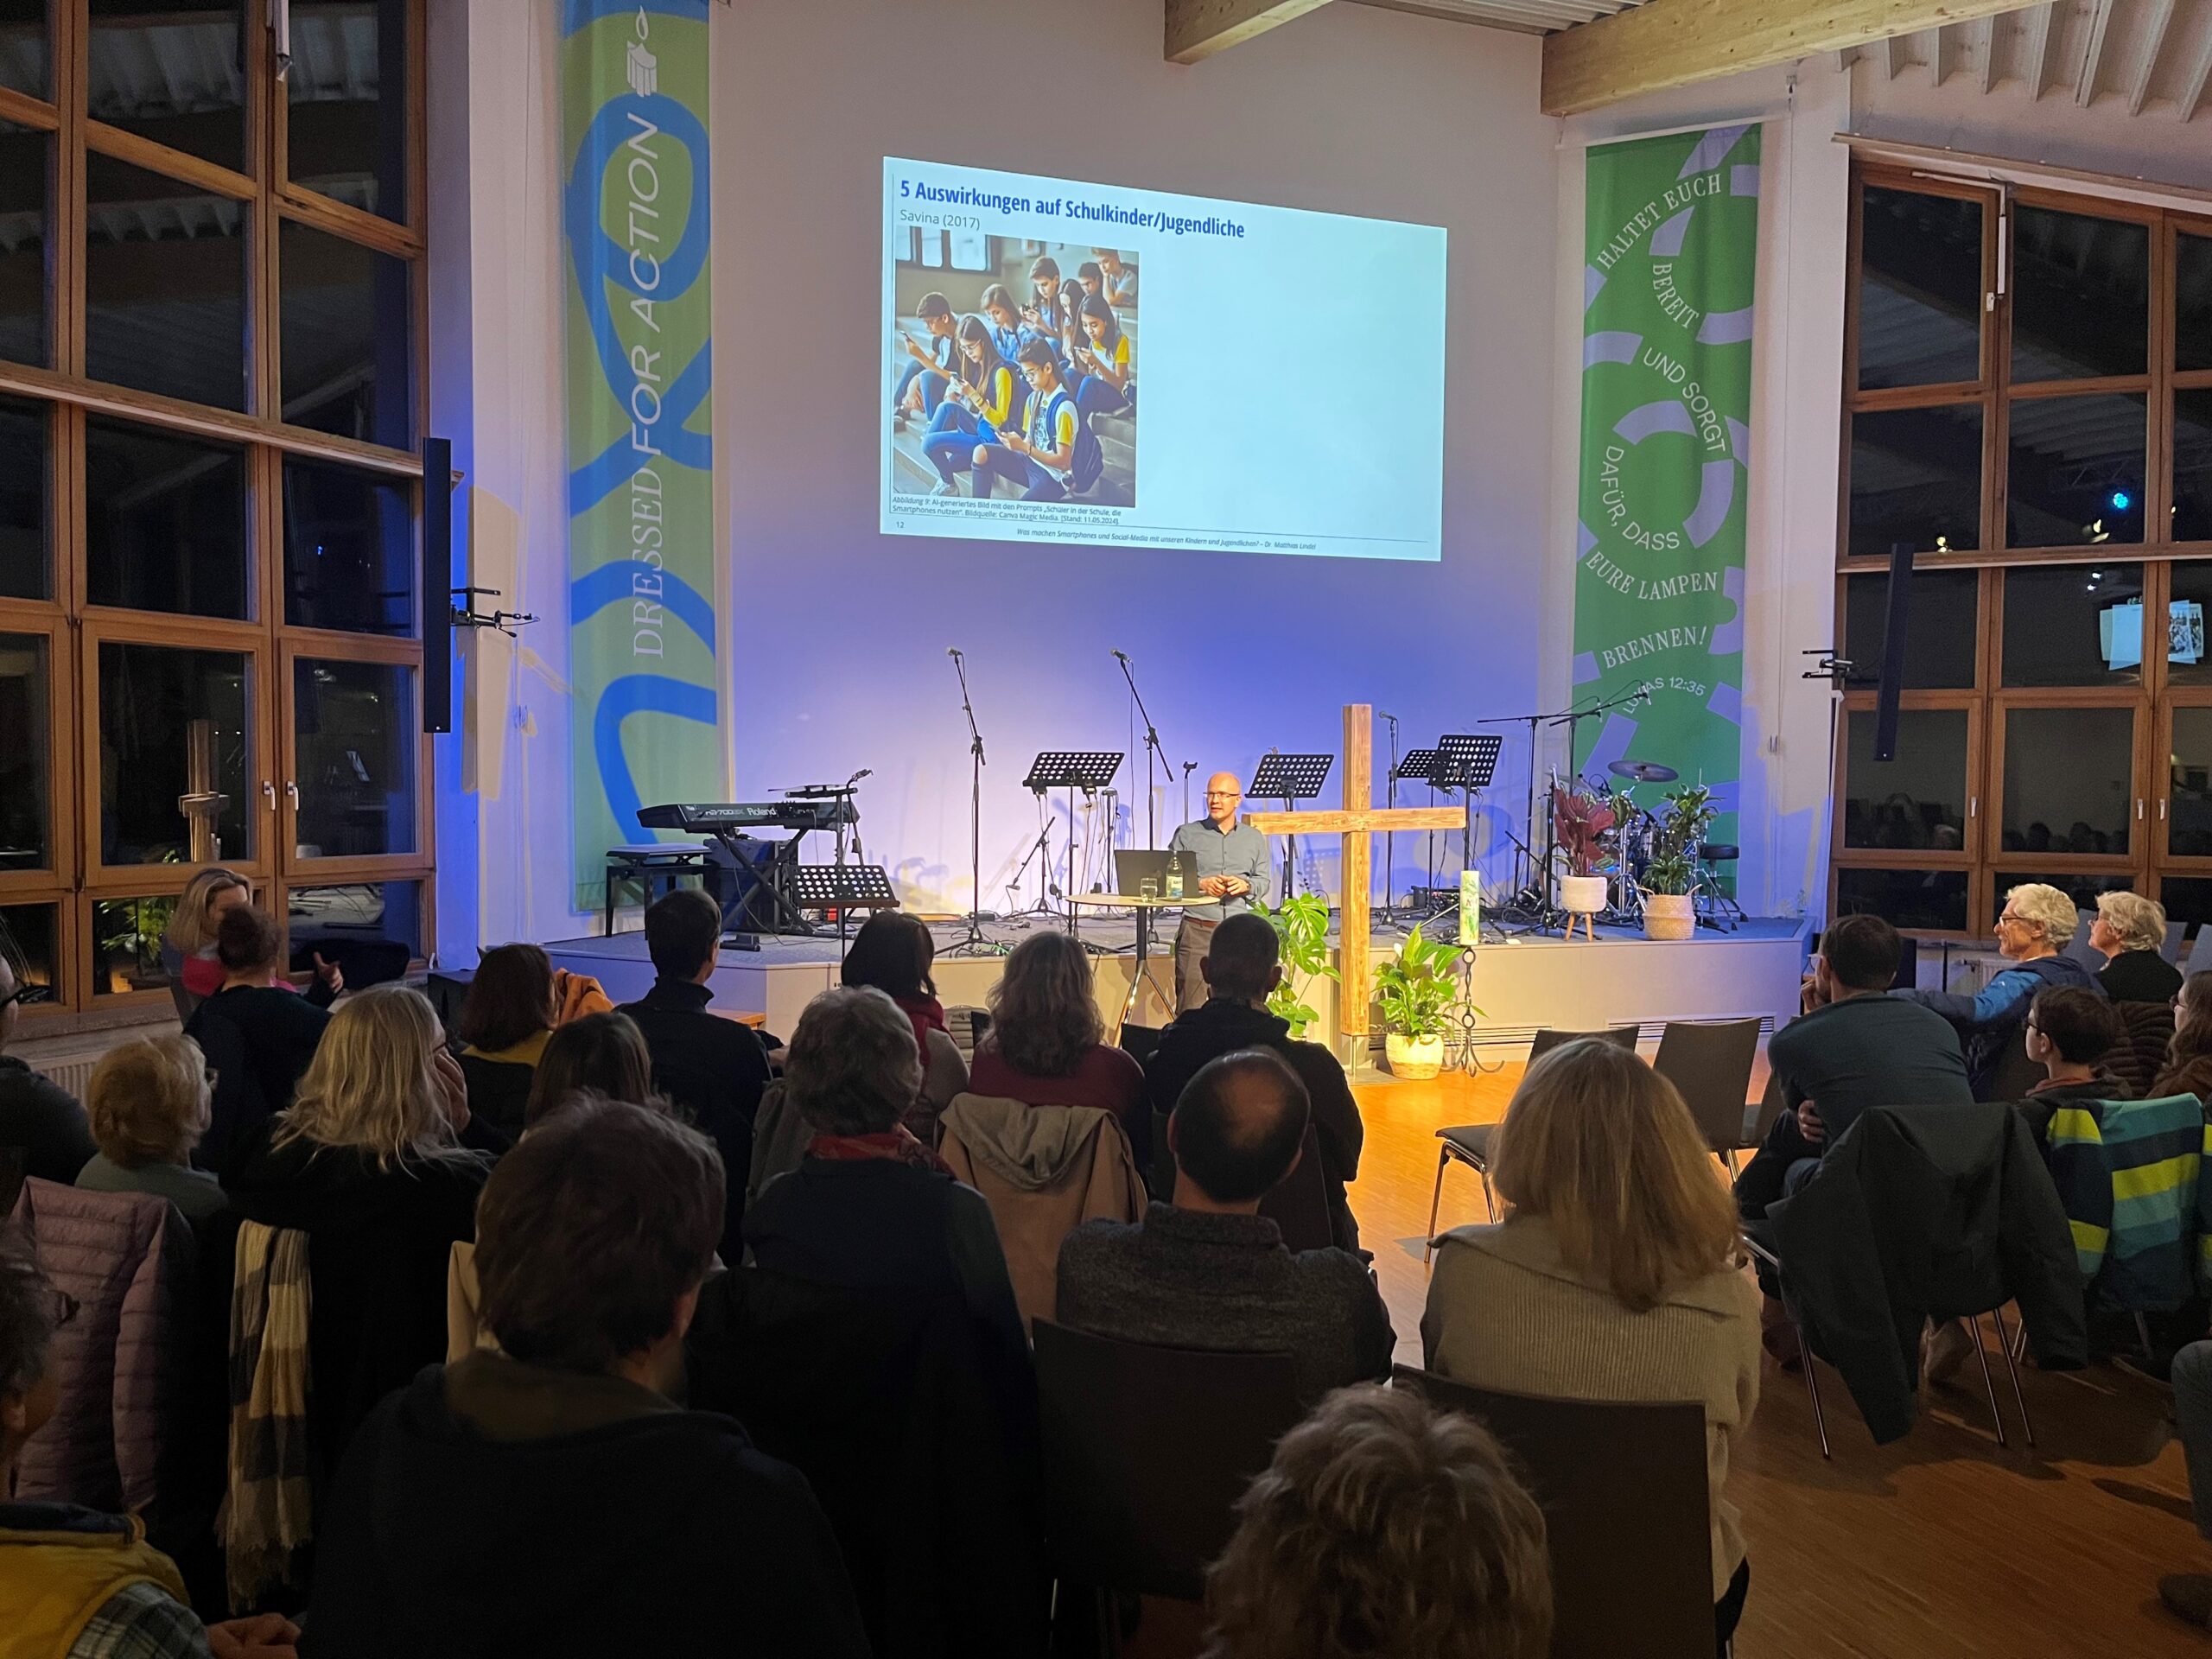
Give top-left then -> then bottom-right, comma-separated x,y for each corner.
1374,923 -> 1477,1079
1549,781 -> 1616,923
1641,784 -> 1716,942
1255,891 -> 1338,1039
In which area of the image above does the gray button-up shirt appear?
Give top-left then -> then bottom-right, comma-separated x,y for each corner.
1166,816 -> 1274,922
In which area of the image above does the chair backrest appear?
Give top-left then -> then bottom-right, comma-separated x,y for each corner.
1255,1123 -> 1332,1252
2166,920 -> 2190,964
1393,1366 -> 1714,1659
2060,913 -> 2104,971
1982,1026 -> 2045,1103
1117,1020 -> 1165,1068
2187,927 -> 2212,979
1529,1026 -> 1639,1061
1652,1018 -> 1763,1154
1034,1319 -> 1304,1602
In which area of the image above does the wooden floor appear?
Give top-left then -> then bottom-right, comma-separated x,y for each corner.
1348,1061 -> 2212,1658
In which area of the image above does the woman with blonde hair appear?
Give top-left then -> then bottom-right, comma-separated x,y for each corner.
1421,1039 -> 1758,1650
74,1034 -> 228,1224
2091,889 -> 2183,1004
969,931 -> 1147,1159
225,984 -> 505,1491
159,866 -> 249,1018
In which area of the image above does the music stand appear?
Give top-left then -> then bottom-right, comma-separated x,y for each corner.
791,865 -> 900,911
1432,734 -> 1501,936
1024,752 -> 1122,925
1251,752 -> 1334,899
1395,747 -> 1443,918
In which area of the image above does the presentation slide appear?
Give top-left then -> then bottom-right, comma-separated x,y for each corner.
881,157 -> 1446,563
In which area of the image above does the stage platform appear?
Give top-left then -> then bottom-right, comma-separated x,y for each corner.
545,907 -> 1810,1052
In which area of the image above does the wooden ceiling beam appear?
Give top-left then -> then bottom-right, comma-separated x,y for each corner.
1541,0 -> 2052,116
2129,0 -> 2176,115
2075,0 -> 2114,106
1166,0 -> 1335,63
2024,2 -> 2057,101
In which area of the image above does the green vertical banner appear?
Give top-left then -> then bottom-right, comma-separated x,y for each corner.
562,0 -> 720,912
1573,125 -> 1758,869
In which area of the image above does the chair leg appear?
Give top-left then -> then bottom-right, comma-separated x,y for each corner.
1723,1147 -> 1740,1179
2135,1311 -> 2157,1361
1426,1147 -> 1451,1262
1797,1319 -> 1831,1459
1992,1304 -> 2035,1449
1478,1166 -> 1498,1223
1968,1315 -> 2008,1449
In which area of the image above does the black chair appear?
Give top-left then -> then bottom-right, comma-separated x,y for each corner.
1652,1017 -> 1763,1174
1394,1365 -> 1717,1659
1256,1123 -> 1332,1252
1427,1027 -> 1639,1254
1033,1319 -> 1304,1639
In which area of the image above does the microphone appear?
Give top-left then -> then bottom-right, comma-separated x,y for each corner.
1111,649 -> 1129,662
1380,711 -> 1400,723
947,646 -> 962,658
849,767 -> 873,783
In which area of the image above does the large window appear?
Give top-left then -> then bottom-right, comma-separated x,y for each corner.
1834,168 -> 2212,938
0,1 -> 429,1023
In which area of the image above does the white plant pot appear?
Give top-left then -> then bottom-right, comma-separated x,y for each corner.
1560,874 -> 1608,917
1642,891 -> 1696,941
1386,1032 -> 1445,1080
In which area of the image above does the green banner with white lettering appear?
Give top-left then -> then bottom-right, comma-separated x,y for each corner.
1572,125 -> 1758,862
562,0 -> 721,912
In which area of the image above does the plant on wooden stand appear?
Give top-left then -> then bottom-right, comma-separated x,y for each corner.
1641,784 -> 1717,941
1550,780 -> 1616,919
1254,891 -> 1338,1039
1373,922 -> 1478,1079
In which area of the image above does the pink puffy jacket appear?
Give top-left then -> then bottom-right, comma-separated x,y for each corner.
9,1178 -> 192,1512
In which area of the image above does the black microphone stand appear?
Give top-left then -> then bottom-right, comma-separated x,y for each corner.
944,650 -> 1004,957
1380,711 -> 1400,925
1116,652 -> 1166,851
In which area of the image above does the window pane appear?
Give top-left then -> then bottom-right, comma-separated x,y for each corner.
1836,867 -> 1967,932
87,0 -> 245,173
293,658 -> 416,857
0,902 -> 56,1003
0,0 -> 48,101
2159,877 -> 2212,930
283,458 -> 413,634
86,417 -> 248,619
0,121 -> 48,368
2005,394 -> 2145,548
2002,562 -> 2145,687
2177,390 -> 2212,545
0,632 -> 46,872
2010,207 -> 2148,382
1842,569 -> 1979,690
2002,707 -> 2134,855
0,393 -> 47,600
2182,234 -> 2212,375
1841,709 -> 1968,850
98,643 -> 251,865
91,893 -> 179,995
1993,870 -> 2133,916
288,880 -> 420,967
279,219 -> 412,445
287,0 -> 406,223
2171,708 -> 2212,857
1856,187 -> 1983,391
86,155 -> 248,409
1848,404 -> 1982,556
2166,562 -> 2212,687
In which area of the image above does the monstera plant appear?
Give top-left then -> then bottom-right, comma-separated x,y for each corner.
1255,891 -> 1338,1039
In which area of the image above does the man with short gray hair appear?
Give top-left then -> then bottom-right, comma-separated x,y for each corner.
743,987 -> 1023,1350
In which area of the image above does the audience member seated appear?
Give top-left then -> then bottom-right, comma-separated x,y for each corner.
615,889 -> 771,1249
225,985 -> 504,1495
1201,1382 -> 1552,1659
1144,913 -> 1366,1249
1735,913 -> 1971,1218
968,931 -> 1149,1161
455,944 -> 560,1135
0,1237 -> 301,1659
524,1013 -> 658,1127
75,1036 -> 230,1227
1895,882 -> 2106,1096
303,1097 -> 867,1659
2154,972 -> 2212,1102
1422,1039 -> 1758,1649
2012,987 -> 2132,1143
742,986 -> 1023,1353
161,866 -> 252,1020
186,906 -> 337,1168
837,912 -> 967,1137
1057,1048 -> 1393,1403
0,950 -> 94,1185
2088,891 -> 2181,1002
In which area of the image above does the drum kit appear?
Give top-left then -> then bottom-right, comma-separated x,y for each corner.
1494,757 -> 1679,934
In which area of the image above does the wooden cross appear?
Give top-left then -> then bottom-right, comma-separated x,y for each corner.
1247,705 -> 1466,1036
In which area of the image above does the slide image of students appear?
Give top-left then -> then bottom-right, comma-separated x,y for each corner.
891,292 -> 958,428
919,316 -> 1024,497
972,340 -> 1103,504
889,236 -> 1135,507
1092,247 -> 1138,307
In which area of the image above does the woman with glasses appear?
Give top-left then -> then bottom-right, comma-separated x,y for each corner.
1894,882 -> 2107,1097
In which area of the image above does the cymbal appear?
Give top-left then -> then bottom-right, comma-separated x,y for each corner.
1607,760 -> 1679,784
